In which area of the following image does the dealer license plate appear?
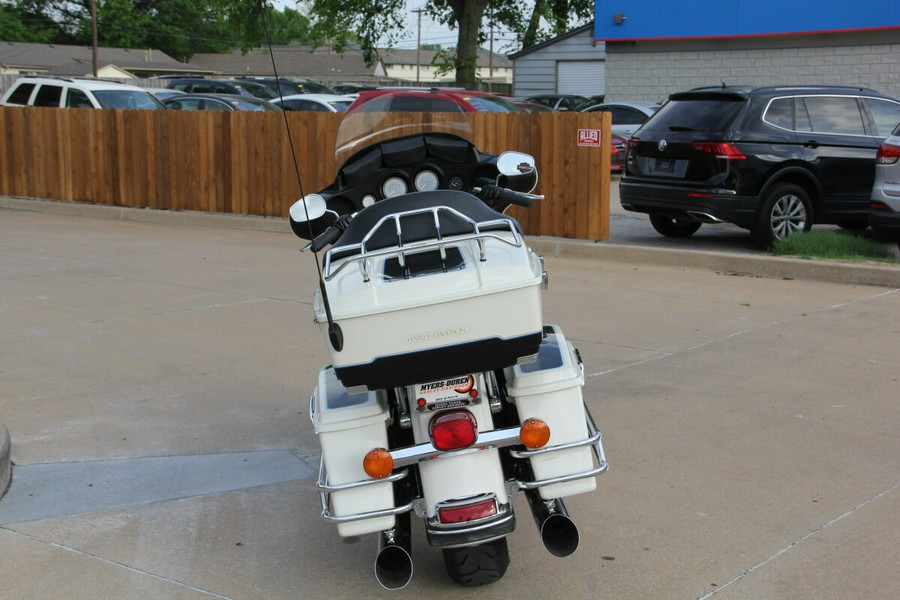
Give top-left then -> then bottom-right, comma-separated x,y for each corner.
413,375 -> 480,412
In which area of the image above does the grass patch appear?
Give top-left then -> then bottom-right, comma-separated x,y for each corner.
770,231 -> 898,263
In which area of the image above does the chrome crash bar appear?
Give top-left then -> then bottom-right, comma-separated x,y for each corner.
315,403 -> 608,524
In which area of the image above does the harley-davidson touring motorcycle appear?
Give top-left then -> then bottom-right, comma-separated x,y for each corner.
287,111 -> 608,588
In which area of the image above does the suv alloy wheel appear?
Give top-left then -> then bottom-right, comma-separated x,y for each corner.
753,182 -> 812,246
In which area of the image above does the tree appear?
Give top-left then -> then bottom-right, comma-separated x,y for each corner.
306,0 -> 593,87
0,1 -> 311,62
0,1 -> 69,43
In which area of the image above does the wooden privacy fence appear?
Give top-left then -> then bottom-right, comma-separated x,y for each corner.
0,108 -> 611,240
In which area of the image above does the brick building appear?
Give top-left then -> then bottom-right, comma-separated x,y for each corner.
594,0 -> 900,102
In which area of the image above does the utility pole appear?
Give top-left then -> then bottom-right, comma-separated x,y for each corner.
413,8 -> 424,84
90,0 -> 98,77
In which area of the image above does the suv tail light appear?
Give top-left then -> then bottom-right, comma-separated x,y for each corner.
429,410 -> 478,451
691,142 -> 746,160
876,142 -> 900,165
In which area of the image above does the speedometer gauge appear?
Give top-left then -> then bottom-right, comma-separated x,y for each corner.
414,170 -> 440,191
382,176 -> 408,198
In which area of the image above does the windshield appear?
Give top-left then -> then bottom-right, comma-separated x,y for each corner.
335,111 -> 473,166
93,90 -> 166,110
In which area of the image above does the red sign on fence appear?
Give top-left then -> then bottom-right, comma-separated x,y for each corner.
577,129 -> 602,147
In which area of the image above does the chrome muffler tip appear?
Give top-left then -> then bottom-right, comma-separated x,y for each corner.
525,490 -> 580,558
374,543 -> 413,590
374,516 -> 413,590
539,510 -> 580,557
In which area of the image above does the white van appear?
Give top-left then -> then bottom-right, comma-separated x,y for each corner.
0,76 -> 165,110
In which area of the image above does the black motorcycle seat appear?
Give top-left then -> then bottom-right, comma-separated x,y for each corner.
331,190 -> 521,259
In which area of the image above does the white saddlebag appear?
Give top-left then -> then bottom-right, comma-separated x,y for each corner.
505,325 -> 596,500
311,367 -> 395,536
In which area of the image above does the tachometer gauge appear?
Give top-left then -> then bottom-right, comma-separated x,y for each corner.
382,176 -> 407,198
414,170 -> 440,191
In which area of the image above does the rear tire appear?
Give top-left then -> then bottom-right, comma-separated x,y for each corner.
442,538 -> 510,586
752,183 -> 812,248
648,214 -> 702,237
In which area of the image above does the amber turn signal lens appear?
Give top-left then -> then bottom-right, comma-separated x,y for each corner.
363,448 -> 394,479
520,418 -> 551,449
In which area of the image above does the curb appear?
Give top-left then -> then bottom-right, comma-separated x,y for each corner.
527,237 -> 900,289
3,196 -> 899,289
0,196 -> 290,234
1,425 -> 10,501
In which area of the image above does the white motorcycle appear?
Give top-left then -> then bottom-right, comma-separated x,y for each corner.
288,112 -> 608,588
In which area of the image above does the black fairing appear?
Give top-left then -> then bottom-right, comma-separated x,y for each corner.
292,133 -> 500,240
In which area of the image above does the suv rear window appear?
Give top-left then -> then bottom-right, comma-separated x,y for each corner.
33,84 -> 63,107
6,83 -> 35,105
801,96 -> 866,135
640,96 -> 745,135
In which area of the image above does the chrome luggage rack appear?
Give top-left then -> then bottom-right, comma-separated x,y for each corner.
322,205 -> 526,281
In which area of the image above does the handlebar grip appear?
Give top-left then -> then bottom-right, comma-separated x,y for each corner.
310,225 -> 342,252
477,184 -> 541,208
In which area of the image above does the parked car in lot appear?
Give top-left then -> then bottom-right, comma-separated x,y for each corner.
580,101 -> 661,138
234,76 -> 337,96
574,95 -> 606,110
869,121 -> 900,250
508,98 -> 555,112
146,88 -> 187,102
346,88 -> 520,113
524,94 -> 588,111
619,84 -> 900,247
610,132 -> 628,174
271,93 -> 354,112
331,83 -> 378,95
1,76 -> 165,110
164,78 -> 277,100
162,93 -> 282,112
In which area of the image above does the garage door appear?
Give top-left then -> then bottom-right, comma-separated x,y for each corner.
557,60 -> 605,96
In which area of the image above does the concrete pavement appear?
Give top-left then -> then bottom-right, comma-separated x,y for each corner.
0,200 -> 898,599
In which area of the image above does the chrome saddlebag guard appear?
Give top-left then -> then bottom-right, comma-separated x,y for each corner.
310,367 -> 399,537
505,324 -> 608,499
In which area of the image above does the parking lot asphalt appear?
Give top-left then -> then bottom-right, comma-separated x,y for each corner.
1,198 -> 898,599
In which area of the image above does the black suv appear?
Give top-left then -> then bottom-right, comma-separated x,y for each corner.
619,85 -> 900,247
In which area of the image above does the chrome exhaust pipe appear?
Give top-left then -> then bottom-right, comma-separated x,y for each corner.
374,513 -> 413,590
524,490 -> 579,558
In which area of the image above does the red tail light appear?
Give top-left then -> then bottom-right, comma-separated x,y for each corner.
691,142 -> 746,160
627,137 -> 639,152
438,498 -> 498,523
876,142 -> 900,165
429,410 -> 478,451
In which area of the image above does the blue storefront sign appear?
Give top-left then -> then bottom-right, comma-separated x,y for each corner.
595,0 -> 900,42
